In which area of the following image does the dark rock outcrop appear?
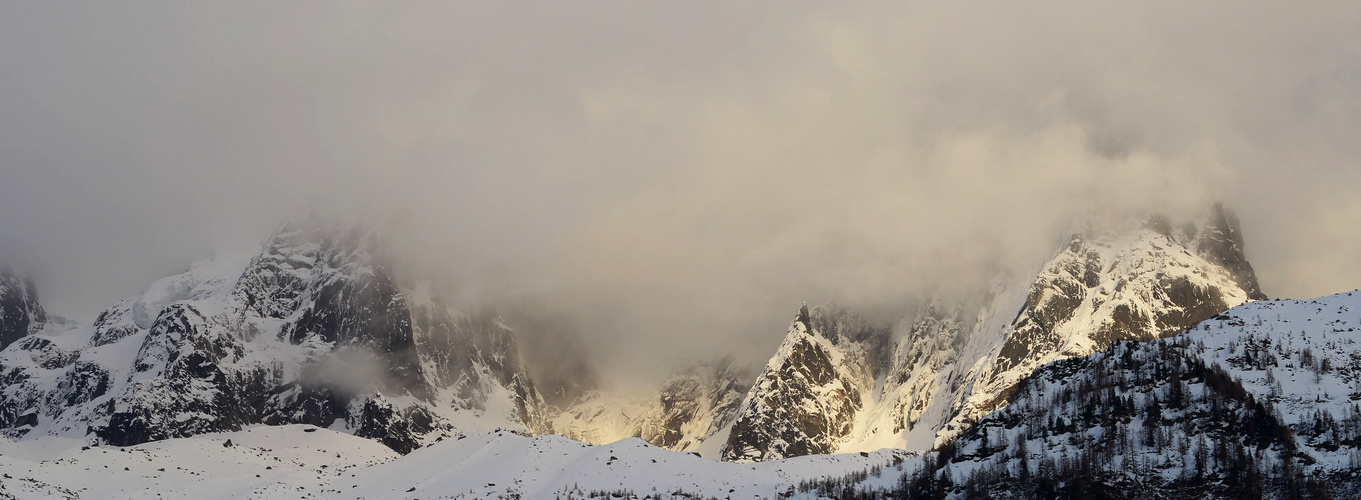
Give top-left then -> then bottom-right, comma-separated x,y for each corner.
1,219 -> 548,454
0,269 -> 44,351
1195,203 -> 1267,301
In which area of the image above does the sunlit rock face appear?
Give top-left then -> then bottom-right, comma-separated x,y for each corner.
719,206 -> 1267,461
945,208 -> 1264,442
721,305 -> 887,462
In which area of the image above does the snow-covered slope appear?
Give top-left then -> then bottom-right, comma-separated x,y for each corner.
1182,291 -> 1361,470
720,205 -> 1267,461
935,206 -> 1263,444
0,424 -> 399,500
0,219 -> 549,454
347,430 -> 909,500
851,290 -> 1361,498
550,389 -> 656,447
0,425 -> 910,500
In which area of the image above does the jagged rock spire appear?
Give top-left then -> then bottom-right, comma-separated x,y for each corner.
797,303 -> 812,333
1196,202 -> 1267,301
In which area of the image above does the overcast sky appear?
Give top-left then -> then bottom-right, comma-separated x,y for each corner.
1,1 -> 1359,375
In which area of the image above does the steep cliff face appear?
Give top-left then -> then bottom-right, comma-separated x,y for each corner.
719,207 -> 1268,461
0,269 -> 44,351
0,220 -> 549,453
876,300 -> 970,435
407,294 -> 552,435
720,305 -> 887,462
1195,203 -> 1268,302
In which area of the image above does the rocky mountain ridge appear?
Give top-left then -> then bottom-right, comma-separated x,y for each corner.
0,204 -> 1278,463
719,205 -> 1268,461
7,291 -> 1360,498
856,290 -> 1361,498
0,220 -> 550,454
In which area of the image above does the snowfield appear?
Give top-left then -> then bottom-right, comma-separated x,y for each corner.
0,426 -> 910,499
347,431 -> 909,499
0,425 -> 398,500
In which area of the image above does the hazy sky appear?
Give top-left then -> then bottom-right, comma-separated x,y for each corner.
2,2 -> 1359,375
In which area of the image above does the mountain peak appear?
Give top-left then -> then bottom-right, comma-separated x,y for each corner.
0,215 -> 550,453
1195,202 -> 1267,301
797,303 -> 812,333
719,203 -> 1272,461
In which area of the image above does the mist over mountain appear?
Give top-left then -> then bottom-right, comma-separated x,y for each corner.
2,1 -> 1360,384
0,203 -> 1280,455
6,209 -> 1361,497
2,2 -> 1360,498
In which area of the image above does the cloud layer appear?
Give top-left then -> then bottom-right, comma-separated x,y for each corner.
2,1 -> 1358,377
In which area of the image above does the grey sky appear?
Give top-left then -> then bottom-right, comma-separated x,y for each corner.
2,1 -> 1359,376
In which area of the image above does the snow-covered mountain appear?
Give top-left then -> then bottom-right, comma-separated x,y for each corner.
5,290 -> 1360,498
0,204 -> 1292,469
0,219 -> 549,454
721,304 -> 889,462
720,204 -> 1267,461
8,203 -> 1361,497
846,289 -> 1361,498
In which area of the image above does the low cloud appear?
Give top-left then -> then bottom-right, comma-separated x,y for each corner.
1,1 -> 1358,378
